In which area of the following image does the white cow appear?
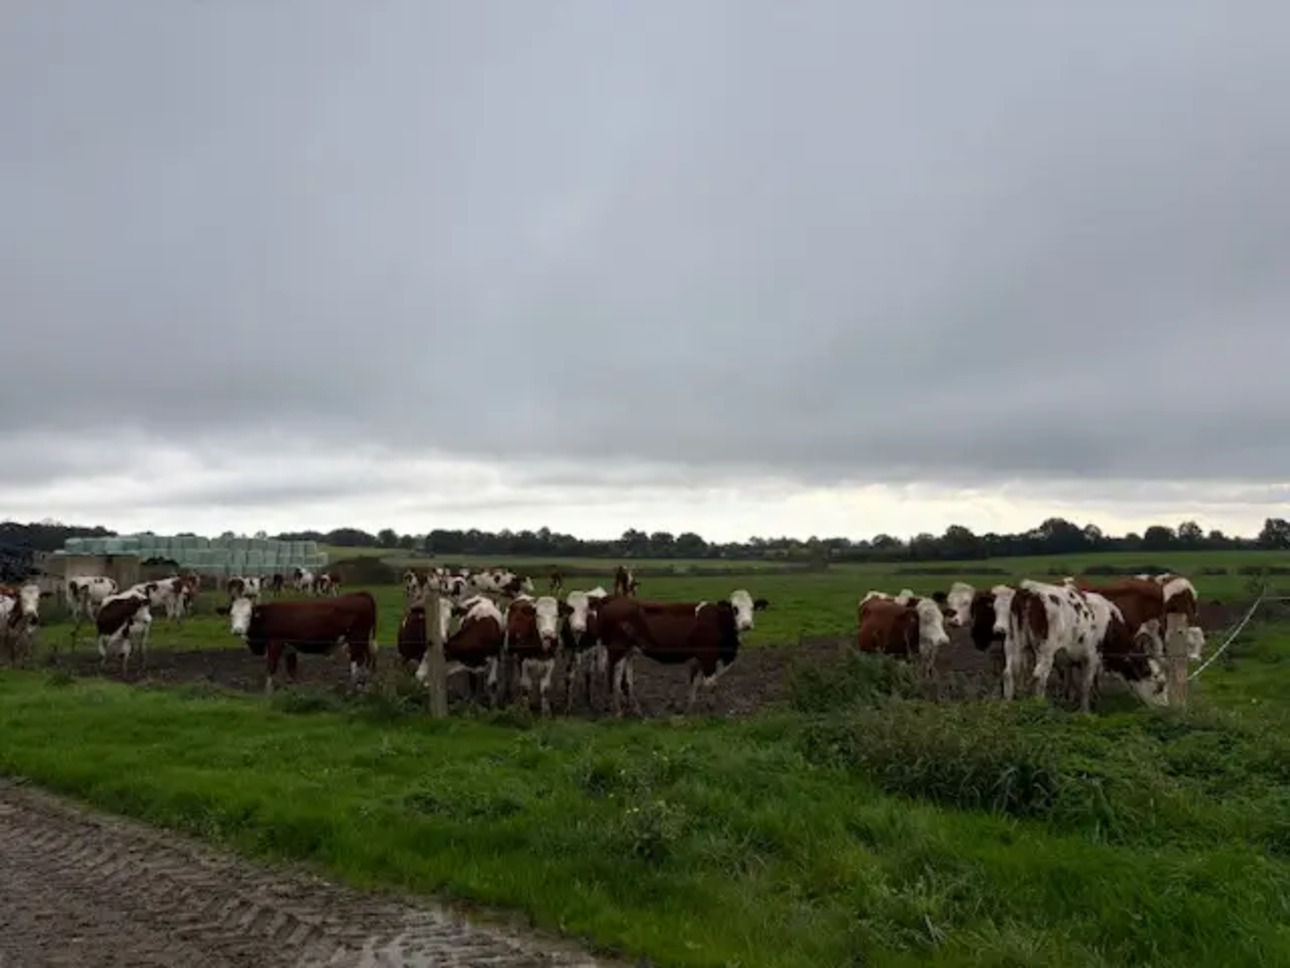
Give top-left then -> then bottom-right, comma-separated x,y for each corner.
66,576 -> 118,625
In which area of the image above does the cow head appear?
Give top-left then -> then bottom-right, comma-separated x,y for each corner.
1128,656 -> 1170,707
989,585 -> 1016,641
563,591 -> 593,635
729,589 -> 760,632
14,583 -> 41,631
223,595 -> 256,636
968,590 -> 1003,651
941,581 -> 976,628
533,596 -> 561,649
911,596 -> 951,654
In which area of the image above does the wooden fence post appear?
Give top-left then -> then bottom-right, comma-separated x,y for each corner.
424,587 -> 448,717
1164,612 -> 1189,709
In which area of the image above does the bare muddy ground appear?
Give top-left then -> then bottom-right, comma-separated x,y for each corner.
0,779 -> 619,968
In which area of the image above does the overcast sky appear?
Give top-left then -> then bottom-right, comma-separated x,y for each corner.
3,2 -> 1289,542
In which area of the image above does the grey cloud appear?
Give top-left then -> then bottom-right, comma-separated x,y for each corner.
3,1 -> 1290,501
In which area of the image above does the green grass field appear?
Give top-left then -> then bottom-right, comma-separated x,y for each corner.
5,551 -> 1290,966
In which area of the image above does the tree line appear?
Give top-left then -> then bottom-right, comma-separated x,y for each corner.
7,516 -> 1290,561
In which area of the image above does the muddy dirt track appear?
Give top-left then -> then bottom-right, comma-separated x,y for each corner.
0,779 -> 618,968
51,594 -> 1238,716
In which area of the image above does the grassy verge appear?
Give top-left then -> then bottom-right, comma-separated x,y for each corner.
4,624 -> 1290,967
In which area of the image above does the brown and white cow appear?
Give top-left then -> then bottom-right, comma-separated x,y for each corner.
1069,575 -> 1205,662
396,595 -> 455,668
94,589 -> 153,675
503,595 -> 568,715
612,566 -> 639,597
292,568 -> 315,595
127,577 -> 191,625
414,595 -> 507,706
66,576 -> 118,626
226,575 -> 262,603
315,572 -> 341,597
560,586 -> 609,711
857,589 -> 952,675
403,569 -> 427,600
217,591 -> 378,694
0,583 -> 45,663
593,590 -> 762,716
1002,579 -> 1167,711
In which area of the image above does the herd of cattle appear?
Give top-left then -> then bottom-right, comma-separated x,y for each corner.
857,572 -> 1207,710
0,562 -> 1212,716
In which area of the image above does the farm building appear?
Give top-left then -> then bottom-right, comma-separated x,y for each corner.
52,535 -> 328,579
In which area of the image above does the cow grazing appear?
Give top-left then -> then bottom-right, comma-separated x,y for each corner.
593,591 -> 750,716
504,595 -> 568,715
856,593 -> 952,675
0,583 -> 43,663
560,586 -> 609,711
612,566 -> 639,597
1003,579 -> 1168,711
65,576 -> 118,626
1071,575 -> 1205,662
415,595 -> 507,706
217,591 -> 379,694
94,590 -> 152,675
316,572 -> 341,597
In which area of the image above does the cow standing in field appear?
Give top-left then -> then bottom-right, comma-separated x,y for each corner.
292,568 -> 315,595
127,577 -> 191,626
503,595 -> 567,715
315,572 -> 341,597
560,586 -> 609,711
268,573 -> 286,597
226,576 -> 262,603
1001,579 -> 1168,711
414,595 -> 507,706
1069,574 -> 1205,662
593,589 -> 768,716
94,589 -> 153,675
396,595 -> 455,668
65,576 -> 118,628
218,591 -> 379,695
0,583 -> 45,664
612,566 -> 639,597
549,568 -> 564,595
856,591 -> 953,677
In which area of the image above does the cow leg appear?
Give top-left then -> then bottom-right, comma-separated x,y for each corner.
97,634 -> 109,670
1031,649 -> 1056,701
564,652 -> 579,713
486,656 -> 501,708
1078,655 -> 1100,714
685,663 -> 703,714
536,658 -> 555,716
265,641 -> 285,696
518,659 -> 535,712
1001,644 -> 1018,701
284,648 -> 300,684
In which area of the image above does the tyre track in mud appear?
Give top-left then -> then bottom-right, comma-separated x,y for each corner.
0,780 -> 618,967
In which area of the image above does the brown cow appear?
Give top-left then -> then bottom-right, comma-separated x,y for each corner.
503,595 -> 569,715
593,593 -> 743,716
216,591 -> 378,695
612,565 -> 639,597
1069,575 -> 1204,661
94,590 -> 152,675
856,591 -> 952,676
414,595 -> 507,706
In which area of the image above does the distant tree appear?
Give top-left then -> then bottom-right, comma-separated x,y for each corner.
1258,517 -> 1290,549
